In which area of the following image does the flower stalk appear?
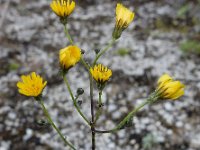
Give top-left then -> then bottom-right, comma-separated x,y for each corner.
92,38 -> 116,66
94,90 -> 103,123
62,74 -> 90,125
95,92 -> 158,134
38,98 -> 76,150
80,57 -> 90,71
89,72 -> 96,150
64,24 -> 74,45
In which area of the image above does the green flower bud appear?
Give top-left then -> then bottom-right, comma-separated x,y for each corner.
77,88 -> 84,95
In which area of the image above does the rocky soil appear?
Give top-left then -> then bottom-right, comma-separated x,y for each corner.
0,0 -> 200,150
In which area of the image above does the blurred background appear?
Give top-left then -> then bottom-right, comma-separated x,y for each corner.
0,0 -> 200,149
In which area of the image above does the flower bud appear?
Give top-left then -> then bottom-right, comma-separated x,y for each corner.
112,3 -> 135,39
76,88 -> 84,95
77,100 -> 82,107
36,119 -> 49,127
81,49 -> 85,54
94,49 -> 100,54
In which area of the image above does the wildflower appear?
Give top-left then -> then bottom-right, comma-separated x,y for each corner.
50,0 -> 75,24
112,3 -> 135,39
156,74 -> 185,100
90,64 -> 112,89
17,72 -> 47,97
59,45 -> 81,71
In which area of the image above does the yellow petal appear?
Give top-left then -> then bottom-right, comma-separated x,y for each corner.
17,72 -> 47,97
156,74 -> 185,100
90,64 -> 112,84
59,45 -> 81,70
50,0 -> 76,18
115,3 -> 135,28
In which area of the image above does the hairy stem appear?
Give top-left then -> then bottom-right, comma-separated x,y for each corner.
89,73 -> 95,150
64,24 -> 74,45
38,98 -> 76,150
92,38 -> 116,66
95,96 -> 157,134
80,57 -> 90,71
80,55 -> 96,149
63,75 -> 90,125
94,90 -> 103,123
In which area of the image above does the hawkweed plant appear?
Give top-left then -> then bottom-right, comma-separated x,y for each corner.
17,1 -> 185,149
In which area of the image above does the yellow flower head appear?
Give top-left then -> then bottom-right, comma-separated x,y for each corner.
157,74 -> 185,100
59,45 -> 81,71
112,3 -> 135,39
17,72 -> 47,97
90,64 -> 112,85
50,0 -> 75,20
116,3 -> 135,29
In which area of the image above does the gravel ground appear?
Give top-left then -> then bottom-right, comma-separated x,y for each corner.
0,0 -> 200,150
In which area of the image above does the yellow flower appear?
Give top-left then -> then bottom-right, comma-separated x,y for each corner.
157,74 -> 173,89
59,45 -> 81,70
116,3 -> 135,29
157,74 -> 185,100
112,3 -> 135,39
90,64 -> 112,85
50,0 -> 75,21
17,72 -> 47,97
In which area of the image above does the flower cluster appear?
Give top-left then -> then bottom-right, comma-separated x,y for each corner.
16,0 -> 185,107
16,1 -> 186,149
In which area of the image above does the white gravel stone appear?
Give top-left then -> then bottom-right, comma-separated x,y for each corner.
23,128 -> 33,141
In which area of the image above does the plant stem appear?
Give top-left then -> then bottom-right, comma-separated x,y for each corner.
98,90 -> 102,104
38,99 -> 76,150
63,24 -> 91,125
114,100 -> 150,130
80,57 -> 90,71
80,55 -> 96,149
91,128 -> 95,150
94,90 -> 103,123
89,73 -> 95,150
92,38 -> 116,66
64,24 -> 74,45
95,98 -> 153,134
63,75 -> 90,125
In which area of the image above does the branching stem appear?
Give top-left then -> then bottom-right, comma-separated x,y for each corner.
92,38 -> 116,66
95,94 -> 158,134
